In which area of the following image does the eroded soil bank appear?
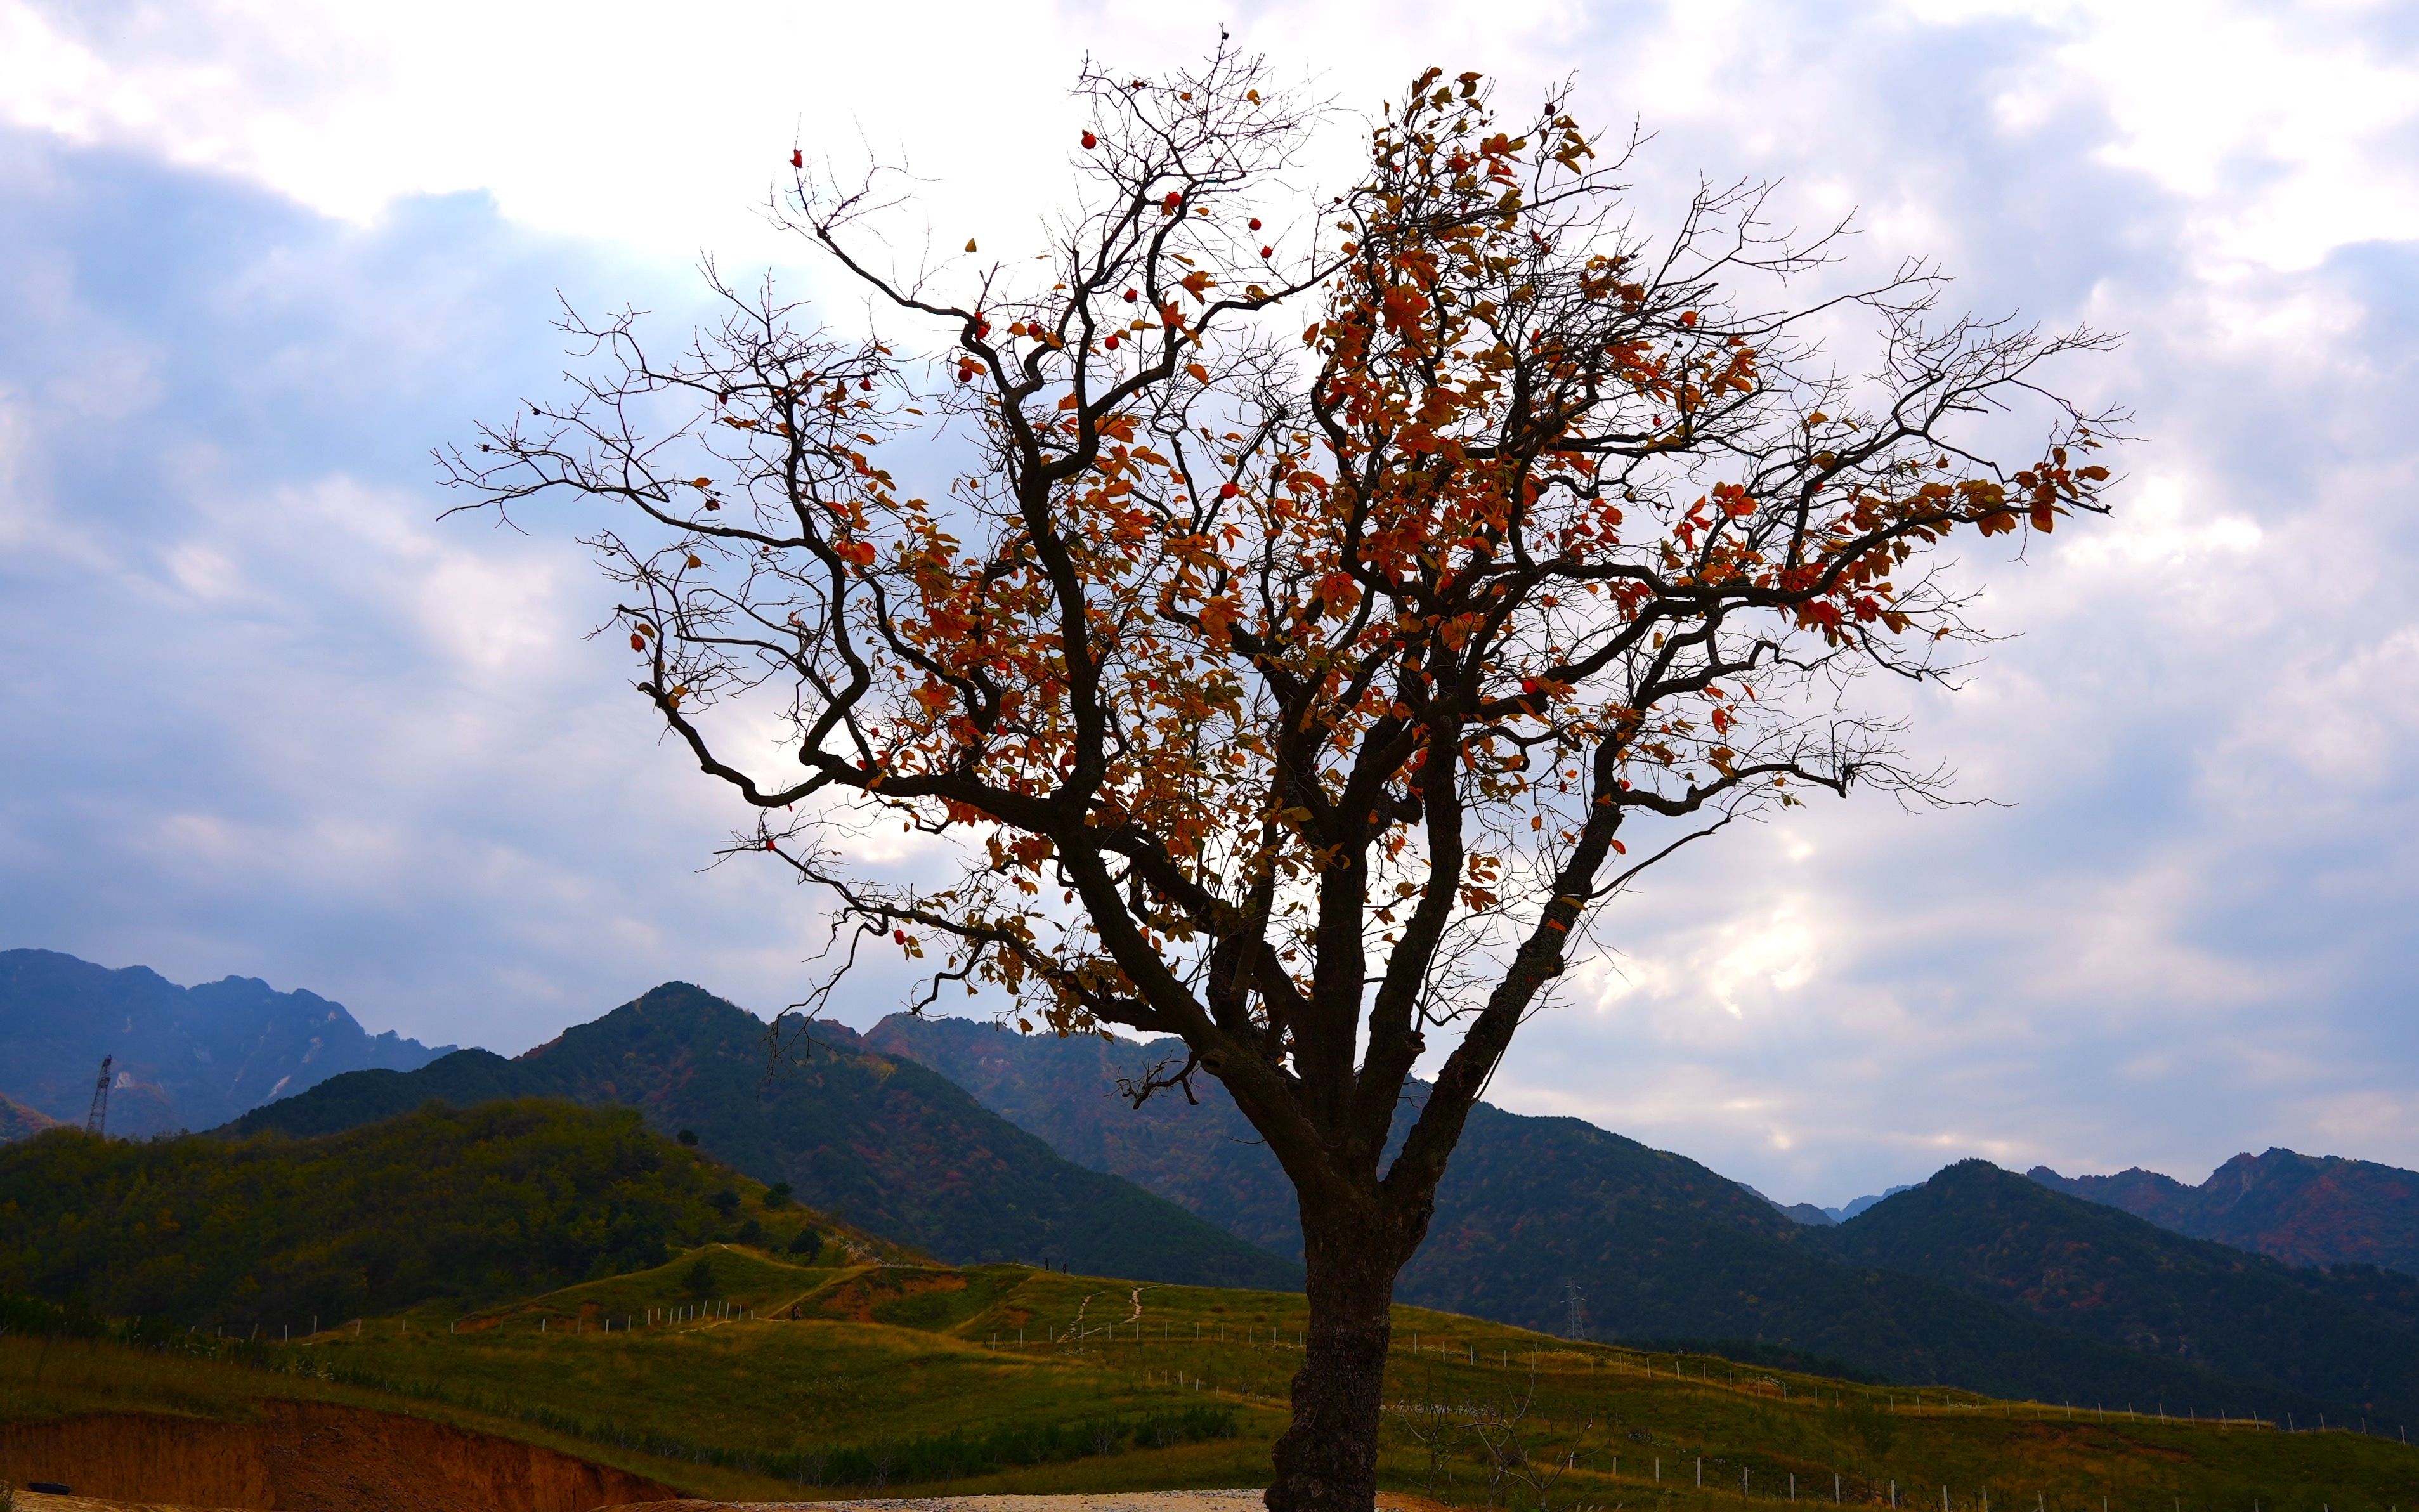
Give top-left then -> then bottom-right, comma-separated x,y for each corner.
0,1398 -> 676,1511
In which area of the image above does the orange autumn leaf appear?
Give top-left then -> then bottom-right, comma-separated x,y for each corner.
459,60 -> 2120,1507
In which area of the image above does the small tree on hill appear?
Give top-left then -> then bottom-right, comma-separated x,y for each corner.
448,48 -> 2117,1512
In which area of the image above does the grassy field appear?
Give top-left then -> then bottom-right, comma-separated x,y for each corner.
6,1249 -> 2416,1509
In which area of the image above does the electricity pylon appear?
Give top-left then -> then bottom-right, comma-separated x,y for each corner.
84,1054 -> 113,1136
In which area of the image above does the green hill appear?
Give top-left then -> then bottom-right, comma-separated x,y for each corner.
0,1098 -> 897,1329
228,982 -> 1300,1291
1815,1160 -> 2419,1423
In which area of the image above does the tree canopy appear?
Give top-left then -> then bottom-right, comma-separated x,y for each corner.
448,49 -> 2118,1512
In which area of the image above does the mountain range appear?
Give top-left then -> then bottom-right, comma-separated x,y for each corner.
871,1012 -> 2419,1424
226,982 -> 1298,1292
1752,1184 -> 1917,1227
10,949 -> 2419,1429
1816,1159 -> 2419,1416
0,948 -> 452,1137
2031,1151 -> 2419,1277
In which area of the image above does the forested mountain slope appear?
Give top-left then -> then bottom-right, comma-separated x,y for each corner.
0,1099 -> 889,1327
2032,1149 -> 2419,1278
866,1011 -> 1798,1267
230,984 -> 1299,1291
1818,1160 -> 2419,1423
864,1014 -> 2377,1419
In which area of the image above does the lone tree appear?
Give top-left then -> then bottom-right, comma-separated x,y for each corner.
449,50 -> 2116,1512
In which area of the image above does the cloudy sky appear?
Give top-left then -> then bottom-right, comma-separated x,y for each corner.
3,0 -> 2413,1208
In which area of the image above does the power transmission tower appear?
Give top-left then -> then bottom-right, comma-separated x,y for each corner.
1563,1279 -> 1587,1341
84,1054 -> 113,1136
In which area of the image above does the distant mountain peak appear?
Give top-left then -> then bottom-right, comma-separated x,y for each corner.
2028,1148 -> 2419,1277
1817,1183 -> 1919,1223
0,948 -> 453,1137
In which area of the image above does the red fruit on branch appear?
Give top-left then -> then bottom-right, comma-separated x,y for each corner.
1081,131 -> 1098,148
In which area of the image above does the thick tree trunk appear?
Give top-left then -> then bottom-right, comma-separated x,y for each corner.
1265,1209 -> 1402,1512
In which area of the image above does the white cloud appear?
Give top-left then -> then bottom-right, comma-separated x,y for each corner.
2,0 -> 2415,1203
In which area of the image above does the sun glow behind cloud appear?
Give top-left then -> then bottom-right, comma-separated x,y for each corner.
0,0 -> 2413,1205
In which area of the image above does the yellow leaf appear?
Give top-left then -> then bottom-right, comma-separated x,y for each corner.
965,238 -> 978,253
1185,363 -> 1210,383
